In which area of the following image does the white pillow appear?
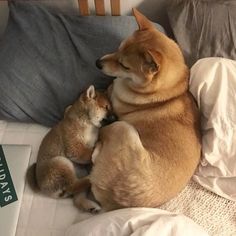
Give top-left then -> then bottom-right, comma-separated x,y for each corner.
66,208 -> 208,236
190,57 -> 236,201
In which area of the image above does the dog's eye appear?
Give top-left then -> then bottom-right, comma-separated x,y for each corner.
104,104 -> 110,111
119,62 -> 130,70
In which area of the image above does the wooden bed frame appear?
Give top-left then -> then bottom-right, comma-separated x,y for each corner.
78,0 -> 120,16
2,0 -> 120,16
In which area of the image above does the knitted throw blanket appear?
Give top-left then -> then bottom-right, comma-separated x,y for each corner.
160,180 -> 236,236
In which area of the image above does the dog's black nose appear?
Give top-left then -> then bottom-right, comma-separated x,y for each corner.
101,114 -> 118,126
96,59 -> 103,69
107,114 -> 118,123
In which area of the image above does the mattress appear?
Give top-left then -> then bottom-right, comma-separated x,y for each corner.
0,120 -> 93,236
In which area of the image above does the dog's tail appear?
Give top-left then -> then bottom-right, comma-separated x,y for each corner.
26,163 -> 40,193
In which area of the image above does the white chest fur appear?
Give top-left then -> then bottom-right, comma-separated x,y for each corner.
82,125 -> 99,148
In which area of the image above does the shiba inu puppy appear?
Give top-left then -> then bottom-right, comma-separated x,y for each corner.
30,85 -> 113,212
91,9 -> 201,211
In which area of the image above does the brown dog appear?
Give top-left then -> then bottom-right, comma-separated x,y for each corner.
91,9 -> 201,211
30,85 -> 113,212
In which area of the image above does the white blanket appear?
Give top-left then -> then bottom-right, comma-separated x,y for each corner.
66,208 -> 208,236
190,57 -> 236,201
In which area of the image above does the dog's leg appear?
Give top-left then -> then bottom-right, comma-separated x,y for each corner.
37,156 -> 90,198
90,121 -> 151,210
69,176 -> 91,194
73,191 -> 101,213
71,176 -> 101,213
69,148 -> 93,164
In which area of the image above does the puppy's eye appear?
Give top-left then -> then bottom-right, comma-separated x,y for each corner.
119,62 -> 130,70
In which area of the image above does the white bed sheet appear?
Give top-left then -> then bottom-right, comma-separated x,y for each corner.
0,120 -> 93,236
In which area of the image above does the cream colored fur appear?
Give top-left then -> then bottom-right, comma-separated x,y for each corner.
90,9 -> 201,211
29,85 -> 112,212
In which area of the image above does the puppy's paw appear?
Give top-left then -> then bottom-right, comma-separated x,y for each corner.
74,194 -> 101,214
88,202 -> 101,214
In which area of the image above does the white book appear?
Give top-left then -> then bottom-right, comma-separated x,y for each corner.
0,145 -> 31,236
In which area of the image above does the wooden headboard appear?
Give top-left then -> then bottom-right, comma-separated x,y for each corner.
0,0 -> 173,37
78,0 -> 120,16
76,0 -> 173,37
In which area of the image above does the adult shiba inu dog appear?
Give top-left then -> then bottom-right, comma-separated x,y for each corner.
91,9 -> 201,211
29,85 -> 114,212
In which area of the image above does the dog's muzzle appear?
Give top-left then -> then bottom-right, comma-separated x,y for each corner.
101,113 -> 118,126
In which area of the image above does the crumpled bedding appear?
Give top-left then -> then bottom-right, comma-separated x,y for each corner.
190,57 -> 236,201
66,208 -> 209,236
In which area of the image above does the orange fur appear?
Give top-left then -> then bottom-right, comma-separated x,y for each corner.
90,9 -> 201,211
28,86 -> 112,212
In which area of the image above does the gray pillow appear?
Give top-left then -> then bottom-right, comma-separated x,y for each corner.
167,0 -> 236,67
0,1 -> 165,127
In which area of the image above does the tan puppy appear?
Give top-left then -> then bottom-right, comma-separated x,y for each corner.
91,9 -> 201,211
31,85 -> 112,212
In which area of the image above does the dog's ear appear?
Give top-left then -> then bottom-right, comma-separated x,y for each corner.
142,50 -> 161,76
86,85 -> 96,99
132,8 -> 154,31
64,105 -> 72,118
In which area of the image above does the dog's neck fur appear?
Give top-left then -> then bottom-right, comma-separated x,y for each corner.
111,71 -> 188,116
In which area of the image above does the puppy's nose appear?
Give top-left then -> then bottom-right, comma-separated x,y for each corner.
101,114 -> 118,126
96,59 -> 103,69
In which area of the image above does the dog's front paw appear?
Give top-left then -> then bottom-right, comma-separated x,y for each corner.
87,202 -> 101,214
73,194 -> 101,214
82,200 -> 101,214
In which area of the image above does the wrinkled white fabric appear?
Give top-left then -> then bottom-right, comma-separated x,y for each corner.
66,208 -> 208,236
190,57 -> 236,201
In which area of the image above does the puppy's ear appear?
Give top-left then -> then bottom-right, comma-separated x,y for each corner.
142,50 -> 161,76
132,8 -> 154,31
64,105 -> 72,118
86,85 -> 96,99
